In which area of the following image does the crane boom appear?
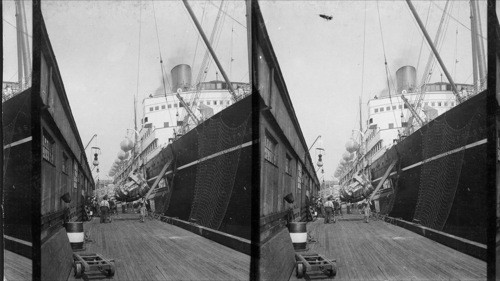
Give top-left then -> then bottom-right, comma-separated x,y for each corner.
401,94 -> 425,127
175,89 -> 200,125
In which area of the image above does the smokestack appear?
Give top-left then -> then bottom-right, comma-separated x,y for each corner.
396,66 -> 416,94
171,64 -> 192,92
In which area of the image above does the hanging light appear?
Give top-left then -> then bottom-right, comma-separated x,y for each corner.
317,154 -> 323,167
92,153 -> 99,166
120,137 -> 134,152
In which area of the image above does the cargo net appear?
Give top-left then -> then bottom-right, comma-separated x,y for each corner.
413,117 -> 472,230
189,114 -> 250,230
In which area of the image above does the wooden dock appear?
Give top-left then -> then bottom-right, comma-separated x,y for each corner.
67,213 -> 249,280
4,250 -> 31,280
290,214 -> 486,280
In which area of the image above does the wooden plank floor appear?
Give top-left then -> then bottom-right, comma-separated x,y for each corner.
67,213 -> 249,280
4,250 -> 31,280
290,214 -> 486,280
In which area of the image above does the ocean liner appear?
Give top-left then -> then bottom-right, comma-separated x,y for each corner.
336,0 -> 489,244
108,0 -> 254,240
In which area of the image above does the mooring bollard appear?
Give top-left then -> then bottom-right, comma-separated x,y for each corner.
65,222 -> 84,250
289,222 -> 307,251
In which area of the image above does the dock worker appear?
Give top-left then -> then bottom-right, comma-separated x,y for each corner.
100,195 -> 110,223
139,198 -> 147,223
363,199 -> 371,223
324,197 -> 335,224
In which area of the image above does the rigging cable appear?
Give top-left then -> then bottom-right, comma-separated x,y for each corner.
359,0 -> 367,132
376,0 -> 399,127
191,1 -> 208,75
151,0 -> 174,126
415,1 -> 432,74
135,0 -> 142,140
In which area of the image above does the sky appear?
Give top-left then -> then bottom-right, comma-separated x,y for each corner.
25,0 -> 249,181
2,0 -> 494,185
259,0 -> 489,183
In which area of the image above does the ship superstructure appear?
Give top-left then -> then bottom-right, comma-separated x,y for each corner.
112,64 -> 250,186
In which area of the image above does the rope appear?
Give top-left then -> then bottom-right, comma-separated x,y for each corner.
151,0 -> 174,126
191,1 -> 208,75
415,1 -> 432,74
135,0 -> 142,127
206,0 -> 246,29
359,1 -> 367,130
376,1 -> 399,127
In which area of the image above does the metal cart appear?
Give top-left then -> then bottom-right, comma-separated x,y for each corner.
295,253 -> 337,279
73,253 -> 115,278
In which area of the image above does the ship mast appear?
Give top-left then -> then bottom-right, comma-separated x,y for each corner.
405,0 -> 462,104
15,0 -> 32,91
182,0 -> 238,102
470,0 -> 486,92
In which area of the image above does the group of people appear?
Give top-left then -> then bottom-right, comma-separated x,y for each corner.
95,195 -> 153,223
322,197 -> 372,224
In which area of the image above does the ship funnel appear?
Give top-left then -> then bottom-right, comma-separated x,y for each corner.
396,66 -> 416,94
171,64 -> 192,92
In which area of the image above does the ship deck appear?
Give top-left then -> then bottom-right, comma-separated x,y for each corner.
67,212 -> 249,280
289,213 -> 486,280
4,250 -> 32,280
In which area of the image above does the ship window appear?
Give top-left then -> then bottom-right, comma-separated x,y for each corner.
149,107 -> 153,112
177,121 -> 183,126
380,107 -> 384,112
451,102 -> 455,106
161,105 -> 165,109
186,102 -> 190,106
164,122 -> 169,128
220,100 -> 223,105
42,131 -> 55,164
264,133 -> 278,165
285,154 -> 292,175
168,104 -> 172,109
424,102 -> 428,106
207,101 -> 211,105
386,106 -> 390,111
174,103 -> 178,108
431,102 -> 435,106
444,102 -> 448,106
369,118 -> 373,124
199,101 -> 203,105
392,106 -> 396,110
62,153 -> 69,174
144,117 -> 148,123
155,106 -> 159,110
438,102 -> 442,106
179,103 -> 184,107
388,123 -> 394,129
227,101 -> 230,105
398,105 -> 402,109
217,83 -> 222,89
374,108 -> 378,113
297,164 -> 302,190
214,101 -> 217,105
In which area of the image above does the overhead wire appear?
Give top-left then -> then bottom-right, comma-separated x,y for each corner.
376,0 -> 399,128
151,0 -> 174,126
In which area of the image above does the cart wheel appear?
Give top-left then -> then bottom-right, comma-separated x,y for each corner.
296,263 -> 304,278
74,263 -> 83,278
328,262 -> 337,277
107,261 -> 116,277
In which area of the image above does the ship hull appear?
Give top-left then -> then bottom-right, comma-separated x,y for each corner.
371,90 -> 489,244
3,89 -> 33,258
145,94 -> 254,240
